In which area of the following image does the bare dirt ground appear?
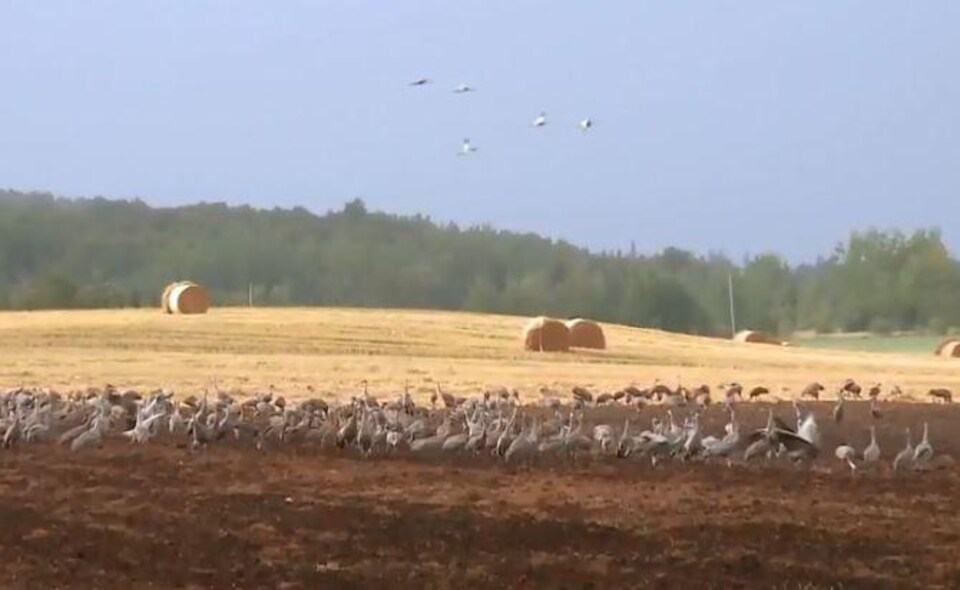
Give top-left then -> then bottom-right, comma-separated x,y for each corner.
1,401 -> 958,589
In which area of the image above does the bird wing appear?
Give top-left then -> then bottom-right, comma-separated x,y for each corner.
773,416 -> 795,434
775,429 -> 818,453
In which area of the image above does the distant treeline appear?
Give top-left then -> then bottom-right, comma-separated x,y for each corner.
1,190 -> 958,337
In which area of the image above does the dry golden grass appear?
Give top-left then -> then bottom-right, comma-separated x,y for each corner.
0,307 -> 957,402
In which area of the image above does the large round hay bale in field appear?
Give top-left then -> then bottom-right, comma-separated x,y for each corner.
160,282 -> 178,314
938,339 -> 960,358
565,318 -> 606,350
162,281 -> 210,315
733,330 -> 780,345
523,317 -> 570,352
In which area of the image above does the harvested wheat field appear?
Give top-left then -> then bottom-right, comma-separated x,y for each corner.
1,307 -> 959,402
1,401 -> 959,589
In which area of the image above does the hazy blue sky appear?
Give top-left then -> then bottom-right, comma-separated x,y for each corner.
1,2 -> 957,261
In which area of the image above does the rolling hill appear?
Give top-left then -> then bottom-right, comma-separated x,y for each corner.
1,307 -> 956,401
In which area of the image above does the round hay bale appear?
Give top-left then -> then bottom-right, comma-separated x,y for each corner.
935,338 -> 960,356
733,330 -> 779,345
160,282 -> 179,314
165,281 -> 210,315
565,318 -> 606,350
939,340 -> 960,358
523,317 -> 570,352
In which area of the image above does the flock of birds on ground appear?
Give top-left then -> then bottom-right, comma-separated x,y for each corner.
0,378 -> 955,475
405,76 -> 594,156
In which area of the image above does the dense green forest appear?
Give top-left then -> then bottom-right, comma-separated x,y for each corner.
1,189 -> 958,337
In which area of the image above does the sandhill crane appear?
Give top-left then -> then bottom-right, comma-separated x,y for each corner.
863,426 -> 881,465
564,412 -> 592,454
800,382 -> 824,401
458,138 -> 478,156
679,417 -> 703,460
870,397 -> 882,420
595,392 -> 615,406
531,112 -> 547,128
867,383 -> 882,399
841,379 -> 862,399
744,410 -> 777,461
796,404 -> 821,449
356,408 -> 375,456
464,423 -> 487,453
453,83 -> 475,93
593,423 -> 615,454
778,429 -> 820,462
929,388 -> 952,403
70,415 -> 105,452
122,412 -> 166,444
494,410 -> 518,457
188,412 -> 217,449
442,431 -> 469,452
385,428 -> 405,451
571,386 -> 593,405
336,412 -> 358,449
913,422 -> 933,465
743,435 -> 772,462
835,444 -> 857,473
58,418 -> 92,446
664,389 -> 687,407
747,386 -> 770,401
409,78 -> 431,86
690,384 -> 711,407
630,426 -> 672,466
616,419 -> 632,458
436,381 -> 466,410
833,393 -> 845,423
722,383 -> 743,403
538,426 -> 568,456
892,428 -> 914,471
441,414 -> 471,452
702,418 -> 740,460
505,417 -> 539,463
620,385 -> 647,402
746,408 -> 819,463
579,118 -> 593,132
23,421 -> 49,443
410,434 -> 445,453
2,414 -> 20,449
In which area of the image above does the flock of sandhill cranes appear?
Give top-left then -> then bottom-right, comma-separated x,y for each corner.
406,76 -> 594,156
0,379 -> 953,474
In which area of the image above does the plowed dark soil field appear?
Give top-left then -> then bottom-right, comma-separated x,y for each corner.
0,401 -> 958,589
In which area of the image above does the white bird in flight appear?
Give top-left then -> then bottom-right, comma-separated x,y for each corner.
458,138 -> 478,156
531,112 -> 548,128
579,118 -> 594,132
453,83 -> 475,93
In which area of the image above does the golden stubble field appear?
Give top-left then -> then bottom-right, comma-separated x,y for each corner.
0,307 -> 957,401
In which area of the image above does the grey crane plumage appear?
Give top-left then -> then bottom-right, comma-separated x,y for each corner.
833,393 -> 845,423
893,428 -> 914,471
913,422 -> 933,465
863,426 -> 881,465
70,415 -> 106,452
835,444 -> 857,473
